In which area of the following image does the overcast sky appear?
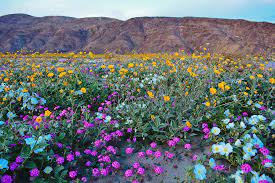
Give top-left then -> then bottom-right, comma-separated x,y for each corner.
0,0 -> 274,22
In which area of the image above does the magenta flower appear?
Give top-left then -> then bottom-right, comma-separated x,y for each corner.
184,143 -> 192,150
173,137 -> 180,143
112,161 -> 120,169
241,163 -> 252,173
167,140 -> 176,147
259,147 -> 269,156
154,150 -> 162,158
101,168 -> 108,176
56,157 -> 64,165
124,169 -> 133,177
138,151 -> 145,158
150,142 -> 157,148
133,162 -> 140,169
30,168 -> 40,177
125,147 -> 134,154
92,168 -> 100,177
137,167 -> 145,175
66,154 -> 74,162
69,171 -> 77,179
146,149 -> 153,156
154,166 -> 163,174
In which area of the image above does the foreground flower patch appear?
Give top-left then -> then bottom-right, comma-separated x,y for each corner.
0,51 -> 274,182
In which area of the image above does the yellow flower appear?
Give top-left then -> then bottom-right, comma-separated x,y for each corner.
186,121 -> 192,128
57,67 -> 65,72
185,91 -> 189,96
36,116 -> 42,123
128,63 -> 134,68
151,115 -> 155,120
249,76 -> 255,80
101,65 -> 106,69
147,91 -> 154,98
209,88 -> 217,95
47,72 -> 54,77
205,101 -> 210,107
218,82 -> 226,90
44,110 -> 52,117
257,74 -> 263,78
163,95 -> 170,102
225,85 -> 230,91
269,78 -> 275,84
244,92 -> 248,96
81,87 -> 87,93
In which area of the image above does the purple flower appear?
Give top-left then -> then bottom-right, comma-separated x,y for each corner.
183,126 -> 190,132
56,157 -> 64,165
30,168 -> 40,177
15,156 -> 24,164
112,161 -> 120,169
9,162 -> 19,171
1,175 -> 12,183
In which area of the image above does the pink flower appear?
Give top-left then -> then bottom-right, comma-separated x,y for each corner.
92,168 -> 100,177
154,166 -> 163,175
192,154 -> 198,161
261,159 -> 272,166
173,137 -> 180,143
112,161 -> 120,169
204,133 -> 209,139
203,128 -> 210,134
154,150 -> 162,158
150,142 -> 157,148
133,162 -> 140,169
168,140 -> 176,147
259,147 -> 269,156
184,143 -> 192,150
241,163 -> 252,173
146,149 -> 153,156
137,167 -> 145,175
94,139 -> 102,147
101,168 -> 108,176
69,171 -> 77,179
124,169 -> 133,177
66,154 -> 74,162
125,147 -> 134,154
165,151 -> 174,159
214,165 -> 225,171
138,151 -> 145,158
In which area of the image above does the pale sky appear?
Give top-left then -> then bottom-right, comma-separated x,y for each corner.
0,0 -> 274,22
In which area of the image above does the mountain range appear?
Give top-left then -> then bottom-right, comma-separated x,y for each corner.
0,14 -> 274,55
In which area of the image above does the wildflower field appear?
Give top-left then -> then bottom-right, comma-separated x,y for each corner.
0,51 -> 274,183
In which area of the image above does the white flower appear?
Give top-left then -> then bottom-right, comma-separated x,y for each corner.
211,127 -> 221,135
220,143 -> 233,156
235,139 -> 242,147
222,118 -> 230,124
240,121 -> 246,129
226,123 -> 235,129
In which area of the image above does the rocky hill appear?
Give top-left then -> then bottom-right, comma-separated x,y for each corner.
0,14 -> 274,55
